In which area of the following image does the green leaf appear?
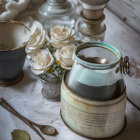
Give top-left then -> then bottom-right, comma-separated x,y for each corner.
11,129 -> 30,140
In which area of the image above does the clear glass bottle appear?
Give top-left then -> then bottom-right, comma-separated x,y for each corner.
37,0 -> 76,29
66,42 -> 129,101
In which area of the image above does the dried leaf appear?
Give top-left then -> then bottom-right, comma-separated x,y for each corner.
11,129 -> 30,140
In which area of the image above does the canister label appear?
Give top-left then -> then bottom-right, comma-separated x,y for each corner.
62,99 -> 124,127
61,81 -> 126,138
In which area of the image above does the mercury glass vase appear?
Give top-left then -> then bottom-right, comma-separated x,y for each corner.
40,75 -> 61,101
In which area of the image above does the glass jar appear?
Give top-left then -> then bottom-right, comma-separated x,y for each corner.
66,42 -> 129,101
38,0 -> 75,29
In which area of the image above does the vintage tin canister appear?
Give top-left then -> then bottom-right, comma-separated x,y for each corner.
61,42 -> 129,138
61,73 -> 126,138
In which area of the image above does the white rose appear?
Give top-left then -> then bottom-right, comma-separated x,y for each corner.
46,25 -> 75,48
26,20 -> 46,59
54,44 -> 75,70
29,49 -> 54,75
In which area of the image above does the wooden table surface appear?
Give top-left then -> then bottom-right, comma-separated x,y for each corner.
0,1 -> 140,140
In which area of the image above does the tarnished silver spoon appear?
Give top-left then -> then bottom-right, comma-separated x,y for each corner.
0,98 -> 57,140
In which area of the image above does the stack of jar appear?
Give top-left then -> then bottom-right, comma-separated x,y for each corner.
78,0 -> 109,41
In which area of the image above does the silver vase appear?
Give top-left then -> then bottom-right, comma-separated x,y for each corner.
40,76 -> 61,101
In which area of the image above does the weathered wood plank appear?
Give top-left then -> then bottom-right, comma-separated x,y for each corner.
107,0 -> 140,34
104,8 -> 140,109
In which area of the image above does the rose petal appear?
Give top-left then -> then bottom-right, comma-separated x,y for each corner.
60,44 -> 75,59
31,67 -> 44,75
51,37 -> 74,48
60,64 -> 71,70
50,25 -> 75,41
61,58 -> 73,67
54,49 -> 60,61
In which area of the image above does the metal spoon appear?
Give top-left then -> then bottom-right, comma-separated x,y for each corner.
78,55 -> 109,64
0,98 -> 57,140
28,120 -> 57,136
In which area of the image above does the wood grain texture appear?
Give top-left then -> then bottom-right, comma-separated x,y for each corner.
104,8 -> 140,110
107,0 -> 140,34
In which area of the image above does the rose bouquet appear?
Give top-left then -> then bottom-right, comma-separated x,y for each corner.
26,21 -> 76,83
